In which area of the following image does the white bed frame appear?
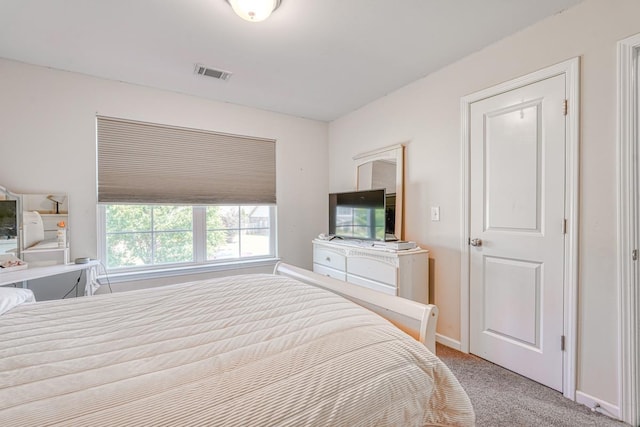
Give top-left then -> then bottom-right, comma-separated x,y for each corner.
274,262 -> 439,354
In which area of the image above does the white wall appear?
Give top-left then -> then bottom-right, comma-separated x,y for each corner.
329,0 -> 637,410
0,58 -> 329,298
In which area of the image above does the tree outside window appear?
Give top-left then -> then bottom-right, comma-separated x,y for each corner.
104,204 -> 274,270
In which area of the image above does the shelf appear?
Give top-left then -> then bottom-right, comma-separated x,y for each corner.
22,247 -> 69,266
22,247 -> 67,253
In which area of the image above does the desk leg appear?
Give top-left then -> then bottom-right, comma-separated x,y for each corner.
85,265 -> 99,296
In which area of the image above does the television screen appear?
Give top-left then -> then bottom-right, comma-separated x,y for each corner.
329,189 -> 388,241
385,193 -> 396,236
0,200 -> 17,239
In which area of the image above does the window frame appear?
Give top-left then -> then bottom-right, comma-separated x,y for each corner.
97,204 -> 277,276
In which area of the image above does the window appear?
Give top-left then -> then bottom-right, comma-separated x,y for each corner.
206,206 -> 273,260
101,204 -> 276,271
96,116 -> 277,273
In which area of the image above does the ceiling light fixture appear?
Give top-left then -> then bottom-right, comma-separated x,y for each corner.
226,0 -> 281,23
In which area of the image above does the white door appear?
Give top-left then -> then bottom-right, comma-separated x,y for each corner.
469,74 -> 566,392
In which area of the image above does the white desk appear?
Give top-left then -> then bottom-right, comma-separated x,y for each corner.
0,260 -> 100,295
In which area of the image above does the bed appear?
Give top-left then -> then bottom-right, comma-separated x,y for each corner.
0,263 -> 474,426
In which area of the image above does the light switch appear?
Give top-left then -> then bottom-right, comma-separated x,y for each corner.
431,206 -> 440,221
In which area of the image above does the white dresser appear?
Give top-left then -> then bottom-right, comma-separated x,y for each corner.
312,239 -> 429,304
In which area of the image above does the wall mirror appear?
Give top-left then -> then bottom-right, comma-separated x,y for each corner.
21,193 -> 70,266
354,144 -> 404,240
0,185 -> 70,266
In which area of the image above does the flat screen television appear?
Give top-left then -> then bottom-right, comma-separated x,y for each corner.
328,189 -> 396,241
0,200 -> 17,239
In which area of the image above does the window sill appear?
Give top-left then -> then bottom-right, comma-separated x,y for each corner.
98,258 -> 281,285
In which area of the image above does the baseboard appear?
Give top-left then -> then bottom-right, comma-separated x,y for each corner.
575,391 -> 620,421
436,333 -> 462,351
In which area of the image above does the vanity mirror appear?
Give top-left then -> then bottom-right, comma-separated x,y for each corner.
354,144 -> 404,240
21,193 -> 70,266
0,185 -> 70,266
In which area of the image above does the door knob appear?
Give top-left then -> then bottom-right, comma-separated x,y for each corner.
470,238 -> 482,247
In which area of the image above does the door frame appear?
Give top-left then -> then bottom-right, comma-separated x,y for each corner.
459,57 -> 580,400
617,33 -> 640,427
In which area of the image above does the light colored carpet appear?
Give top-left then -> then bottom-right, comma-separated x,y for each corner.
436,344 -> 627,426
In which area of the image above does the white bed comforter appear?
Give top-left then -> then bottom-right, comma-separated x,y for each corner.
0,274 -> 474,426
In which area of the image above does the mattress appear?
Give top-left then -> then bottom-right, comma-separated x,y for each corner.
0,273 -> 474,426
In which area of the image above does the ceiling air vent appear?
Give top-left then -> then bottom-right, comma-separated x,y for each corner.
194,64 -> 232,81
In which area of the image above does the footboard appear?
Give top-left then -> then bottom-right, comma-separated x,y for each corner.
274,262 -> 439,354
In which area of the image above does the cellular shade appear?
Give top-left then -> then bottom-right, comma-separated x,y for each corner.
97,116 -> 276,205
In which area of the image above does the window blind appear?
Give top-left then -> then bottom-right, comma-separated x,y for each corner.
97,116 -> 276,205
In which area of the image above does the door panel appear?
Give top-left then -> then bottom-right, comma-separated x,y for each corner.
469,74 -> 565,392
483,256 -> 541,347
486,102 -> 541,232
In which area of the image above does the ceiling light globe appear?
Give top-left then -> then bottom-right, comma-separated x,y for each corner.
228,0 -> 280,23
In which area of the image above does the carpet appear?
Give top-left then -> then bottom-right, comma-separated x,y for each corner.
436,344 -> 627,426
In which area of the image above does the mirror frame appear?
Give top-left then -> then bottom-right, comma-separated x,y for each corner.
354,144 -> 404,240
0,185 -> 22,258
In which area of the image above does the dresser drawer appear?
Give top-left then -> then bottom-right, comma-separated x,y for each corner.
347,257 -> 397,286
346,274 -> 396,296
311,239 -> 429,304
313,247 -> 346,271
313,263 -> 347,281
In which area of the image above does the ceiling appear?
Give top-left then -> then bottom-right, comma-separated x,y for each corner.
0,0 -> 584,122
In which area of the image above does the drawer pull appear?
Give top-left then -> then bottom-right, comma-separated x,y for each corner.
325,256 -> 331,262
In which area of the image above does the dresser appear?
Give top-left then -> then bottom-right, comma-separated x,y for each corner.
312,239 -> 429,304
